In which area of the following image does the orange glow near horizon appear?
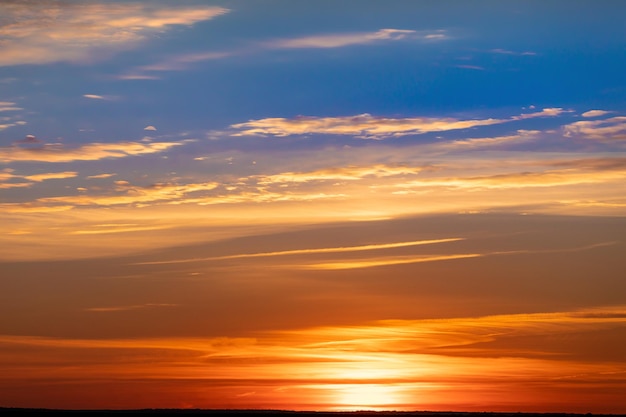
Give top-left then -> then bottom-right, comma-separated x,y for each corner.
1,307 -> 626,412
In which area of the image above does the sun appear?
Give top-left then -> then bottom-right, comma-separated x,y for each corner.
333,383 -> 403,410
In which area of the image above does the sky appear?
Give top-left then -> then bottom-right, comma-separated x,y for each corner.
1,0 -> 626,412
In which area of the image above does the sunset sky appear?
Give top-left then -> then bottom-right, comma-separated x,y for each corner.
1,0 -> 626,413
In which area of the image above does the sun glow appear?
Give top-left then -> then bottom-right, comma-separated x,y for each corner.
331,383 -> 406,410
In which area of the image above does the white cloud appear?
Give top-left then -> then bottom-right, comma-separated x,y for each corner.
564,116 -> 626,140
582,110 -> 611,118
513,107 -> 572,120
490,48 -> 536,56
266,29 -> 447,49
83,94 -> 105,100
143,125 -> 157,131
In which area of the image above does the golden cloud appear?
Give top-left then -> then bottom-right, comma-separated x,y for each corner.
0,141 -> 183,163
0,2 -> 228,66
24,171 -> 78,182
230,109 -> 568,139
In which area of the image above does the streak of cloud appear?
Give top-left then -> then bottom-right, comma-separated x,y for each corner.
135,238 -> 464,265
24,171 -> 78,182
265,29 -> 446,49
0,141 -> 184,163
230,109 -> 568,139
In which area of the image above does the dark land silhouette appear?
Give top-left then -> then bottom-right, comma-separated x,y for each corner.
1,410 -> 625,417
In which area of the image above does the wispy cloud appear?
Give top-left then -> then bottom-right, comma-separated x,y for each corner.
136,238 -> 464,265
231,113 -> 506,139
581,110 -> 611,118
86,173 -> 117,180
489,48 -> 536,56
305,253 -> 481,270
0,101 -> 23,112
0,2 -> 228,66
252,164 -> 428,185
24,171 -> 78,182
393,167 -> 626,191
38,181 -> 219,207
230,109 -> 568,139
513,107 -> 571,120
563,116 -> 626,140
265,29 -> 447,49
0,170 -> 77,188
0,141 -> 184,163
85,303 -> 177,312
455,64 -> 485,71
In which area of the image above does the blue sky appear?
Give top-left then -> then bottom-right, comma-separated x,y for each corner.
1,0 -> 626,412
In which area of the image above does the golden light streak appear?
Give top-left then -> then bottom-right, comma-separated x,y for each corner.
303,253 -> 481,270
135,238 -> 464,265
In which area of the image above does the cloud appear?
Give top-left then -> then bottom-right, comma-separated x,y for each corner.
265,28 -> 446,49
304,253 -> 482,270
513,107 -> 572,120
13,135 -> 42,145
394,167 -> 626,191
455,65 -> 484,70
85,303 -> 177,312
0,2 -> 229,66
582,110 -> 611,118
231,113 -> 508,139
143,125 -> 157,131
563,116 -> 626,140
136,238 -> 464,265
0,141 -> 183,163
37,181 -> 220,207
118,29 -> 443,79
489,48 -> 536,56
24,171 -> 78,182
252,164 -> 427,185
83,94 -> 105,100
0,101 -> 23,112
86,173 -> 116,179
231,109 -> 569,139
0,169 -> 77,188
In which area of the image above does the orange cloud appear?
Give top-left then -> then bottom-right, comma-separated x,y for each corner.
38,181 -> 219,207
0,141 -> 183,163
24,171 -> 78,182
230,110 -> 568,139
252,164 -> 427,185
